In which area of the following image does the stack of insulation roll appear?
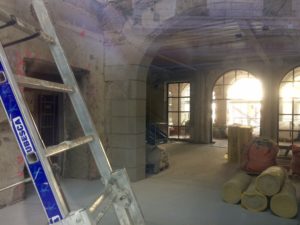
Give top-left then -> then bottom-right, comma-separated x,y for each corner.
222,166 -> 298,219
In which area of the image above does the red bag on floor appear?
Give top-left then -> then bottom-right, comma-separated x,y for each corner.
241,137 -> 279,173
291,145 -> 300,175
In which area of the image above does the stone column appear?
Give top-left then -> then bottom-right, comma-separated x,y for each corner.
104,41 -> 147,181
260,70 -> 278,140
192,73 -> 212,143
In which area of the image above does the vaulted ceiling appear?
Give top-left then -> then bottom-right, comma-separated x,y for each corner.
150,16 -> 300,71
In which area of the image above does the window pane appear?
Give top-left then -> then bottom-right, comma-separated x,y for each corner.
236,70 -> 249,80
294,115 -> 300,131
279,100 -> 292,114
168,98 -> 179,111
213,86 -> 223,99
179,113 -> 190,126
294,82 -> 300,98
168,83 -> 178,97
283,70 -> 293,82
213,100 -> 227,125
224,85 -> 230,99
180,98 -> 190,111
279,116 -> 292,130
168,112 -> 179,126
280,82 -> 293,98
294,68 -> 300,81
224,71 -> 236,85
179,126 -> 191,139
168,126 -> 178,138
179,83 -> 190,97
216,76 -> 223,85
278,131 -> 293,145
294,99 -> 300,114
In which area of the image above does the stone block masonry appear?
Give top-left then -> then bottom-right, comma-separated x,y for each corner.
0,122 -> 25,208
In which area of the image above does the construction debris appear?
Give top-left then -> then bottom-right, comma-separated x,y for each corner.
146,145 -> 169,174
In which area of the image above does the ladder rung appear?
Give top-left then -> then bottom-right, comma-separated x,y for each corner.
0,177 -> 32,193
0,18 -> 16,29
0,10 -> 54,44
88,184 -> 116,223
46,135 -> 94,157
16,75 -> 73,93
3,32 -> 41,48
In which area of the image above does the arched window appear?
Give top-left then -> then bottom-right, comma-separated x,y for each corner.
278,67 -> 300,147
212,70 -> 262,139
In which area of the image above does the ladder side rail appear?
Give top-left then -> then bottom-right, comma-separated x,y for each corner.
114,204 -> 132,225
0,8 -> 54,43
32,0 -> 112,182
113,169 -> 146,225
0,44 -> 69,223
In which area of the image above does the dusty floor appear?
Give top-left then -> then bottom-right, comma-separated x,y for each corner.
0,142 -> 299,225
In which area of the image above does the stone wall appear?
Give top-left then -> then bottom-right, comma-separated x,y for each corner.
0,0 -> 106,182
1,0 -> 300,189
0,122 -> 25,208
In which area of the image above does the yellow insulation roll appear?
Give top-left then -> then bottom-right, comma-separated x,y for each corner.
255,166 -> 286,196
222,171 -> 252,204
270,181 -> 298,219
241,179 -> 268,212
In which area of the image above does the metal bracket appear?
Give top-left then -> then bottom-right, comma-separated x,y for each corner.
53,210 -> 91,225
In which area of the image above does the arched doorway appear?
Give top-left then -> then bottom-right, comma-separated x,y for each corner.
278,67 -> 300,148
212,70 -> 263,141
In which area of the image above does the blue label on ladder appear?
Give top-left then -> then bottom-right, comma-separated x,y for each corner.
0,63 -> 63,223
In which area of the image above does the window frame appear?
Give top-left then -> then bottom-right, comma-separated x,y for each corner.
167,82 -> 191,140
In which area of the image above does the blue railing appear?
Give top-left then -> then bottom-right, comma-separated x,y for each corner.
146,123 -> 168,145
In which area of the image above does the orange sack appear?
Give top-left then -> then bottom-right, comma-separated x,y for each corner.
241,138 -> 279,174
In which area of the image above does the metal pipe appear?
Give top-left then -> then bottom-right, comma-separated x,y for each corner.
0,178 -> 32,193
3,32 -> 41,48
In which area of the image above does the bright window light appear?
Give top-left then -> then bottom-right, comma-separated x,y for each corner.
228,78 -> 263,100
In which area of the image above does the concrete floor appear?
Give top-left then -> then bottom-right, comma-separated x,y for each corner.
0,142 -> 299,225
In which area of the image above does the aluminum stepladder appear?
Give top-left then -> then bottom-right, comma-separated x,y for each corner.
0,1 -> 146,225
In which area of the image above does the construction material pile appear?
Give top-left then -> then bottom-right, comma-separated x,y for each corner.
222,166 -> 298,219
